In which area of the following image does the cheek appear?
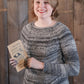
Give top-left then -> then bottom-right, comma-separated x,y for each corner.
48,8 -> 53,15
47,6 -> 53,12
34,5 -> 39,11
34,6 -> 37,13
34,4 -> 37,10
33,7 -> 38,16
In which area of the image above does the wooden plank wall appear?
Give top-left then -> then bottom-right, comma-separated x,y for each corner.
7,0 -> 28,84
0,0 -> 84,84
0,0 -> 8,84
74,0 -> 84,84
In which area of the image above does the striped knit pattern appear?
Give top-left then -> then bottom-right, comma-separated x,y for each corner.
20,22 -> 80,84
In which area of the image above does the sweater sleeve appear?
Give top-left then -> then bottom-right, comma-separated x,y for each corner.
43,26 -> 80,77
19,26 -> 30,57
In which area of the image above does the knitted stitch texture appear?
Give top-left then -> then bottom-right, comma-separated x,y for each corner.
20,22 -> 80,84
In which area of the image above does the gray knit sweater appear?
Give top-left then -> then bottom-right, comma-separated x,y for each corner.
20,22 -> 80,84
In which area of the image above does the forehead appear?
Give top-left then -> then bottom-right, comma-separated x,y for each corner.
34,0 -> 49,2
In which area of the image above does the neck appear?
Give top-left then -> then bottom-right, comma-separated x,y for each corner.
35,17 -> 56,28
38,17 -> 52,24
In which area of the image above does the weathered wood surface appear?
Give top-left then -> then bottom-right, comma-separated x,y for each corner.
0,12 -> 5,84
57,0 -> 74,34
7,0 -> 28,84
0,0 -> 84,84
0,0 -> 8,84
74,0 -> 84,84
0,0 -> 3,8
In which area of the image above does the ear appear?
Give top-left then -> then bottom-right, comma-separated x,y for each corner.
52,7 -> 55,12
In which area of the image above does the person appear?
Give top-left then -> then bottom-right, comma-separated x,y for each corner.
10,0 -> 80,84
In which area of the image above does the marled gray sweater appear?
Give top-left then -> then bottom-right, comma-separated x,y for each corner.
20,22 -> 80,84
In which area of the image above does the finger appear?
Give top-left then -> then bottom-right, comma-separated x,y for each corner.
10,61 -> 14,64
12,64 -> 17,68
10,58 -> 15,61
10,60 -> 18,65
27,58 -> 31,68
10,59 -> 17,63
11,62 -> 17,66
10,59 -> 16,63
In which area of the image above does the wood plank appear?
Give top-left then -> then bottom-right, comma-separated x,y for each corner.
0,12 -> 5,84
8,0 -> 28,84
8,1 -> 22,84
0,0 -> 3,8
58,0 -> 74,10
8,0 -> 28,43
74,0 -> 84,84
57,0 -> 74,34
1,0 -> 9,83
28,0 -> 33,22
0,12 -> 8,84
0,0 -> 9,83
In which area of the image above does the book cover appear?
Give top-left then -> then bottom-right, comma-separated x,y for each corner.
8,40 -> 28,72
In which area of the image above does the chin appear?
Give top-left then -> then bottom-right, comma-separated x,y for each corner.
38,16 -> 46,19
38,15 -> 47,18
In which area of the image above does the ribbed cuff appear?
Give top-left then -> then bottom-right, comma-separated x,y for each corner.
43,62 -> 48,73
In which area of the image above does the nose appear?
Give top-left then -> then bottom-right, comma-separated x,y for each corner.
39,3 -> 44,8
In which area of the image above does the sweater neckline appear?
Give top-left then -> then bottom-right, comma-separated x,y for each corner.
31,21 -> 60,30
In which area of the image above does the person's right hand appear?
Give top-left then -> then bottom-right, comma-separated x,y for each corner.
9,58 -> 18,68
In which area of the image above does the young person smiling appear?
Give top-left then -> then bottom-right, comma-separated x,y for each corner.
10,0 -> 80,84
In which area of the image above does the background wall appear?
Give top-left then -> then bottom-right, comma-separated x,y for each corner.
0,0 -> 84,84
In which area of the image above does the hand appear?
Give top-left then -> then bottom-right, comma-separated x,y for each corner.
27,57 -> 44,70
9,58 -> 18,68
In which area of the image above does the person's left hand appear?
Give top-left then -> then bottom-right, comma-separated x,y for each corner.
27,57 -> 44,70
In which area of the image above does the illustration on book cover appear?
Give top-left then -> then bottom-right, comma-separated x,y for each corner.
8,40 -> 28,72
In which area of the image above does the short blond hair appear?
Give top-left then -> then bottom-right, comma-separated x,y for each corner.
30,0 -> 59,20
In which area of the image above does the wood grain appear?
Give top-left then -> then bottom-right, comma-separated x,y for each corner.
0,0 -> 84,84
0,11 -> 5,84
0,0 -> 9,83
7,0 -> 28,84
74,1 -> 84,84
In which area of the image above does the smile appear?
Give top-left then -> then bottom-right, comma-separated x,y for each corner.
38,10 -> 46,13
39,11 -> 45,13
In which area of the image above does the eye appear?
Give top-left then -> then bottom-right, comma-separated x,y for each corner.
44,2 -> 49,4
36,1 -> 40,4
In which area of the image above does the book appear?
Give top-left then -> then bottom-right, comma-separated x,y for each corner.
8,40 -> 28,72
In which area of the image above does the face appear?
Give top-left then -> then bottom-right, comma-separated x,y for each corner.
34,0 -> 53,19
